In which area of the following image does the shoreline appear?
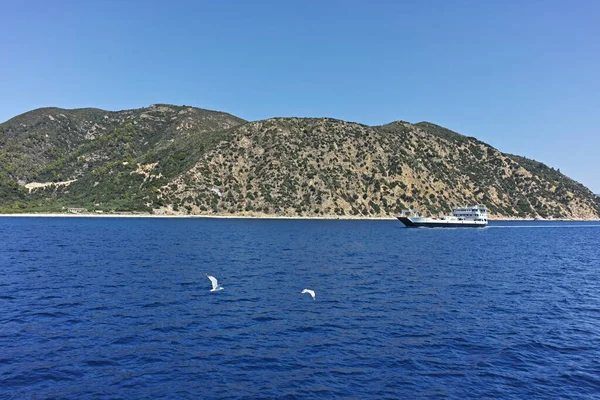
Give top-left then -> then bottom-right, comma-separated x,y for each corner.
0,212 -> 392,220
0,212 -> 598,222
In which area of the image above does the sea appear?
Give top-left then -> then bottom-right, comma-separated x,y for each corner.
1,217 -> 599,399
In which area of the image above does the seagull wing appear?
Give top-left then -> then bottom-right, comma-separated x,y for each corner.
301,289 -> 316,300
207,274 -> 219,290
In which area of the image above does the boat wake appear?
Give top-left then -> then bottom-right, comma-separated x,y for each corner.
489,224 -> 600,229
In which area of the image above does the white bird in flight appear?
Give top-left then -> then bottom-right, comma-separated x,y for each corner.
301,289 -> 316,300
210,188 -> 222,197
206,274 -> 224,292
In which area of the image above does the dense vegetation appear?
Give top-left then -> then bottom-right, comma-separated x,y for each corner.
1,105 -> 599,219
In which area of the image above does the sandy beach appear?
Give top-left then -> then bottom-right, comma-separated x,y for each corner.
0,212 -> 597,221
0,212 -> 396,220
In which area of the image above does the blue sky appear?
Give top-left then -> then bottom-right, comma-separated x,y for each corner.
2,0 -> 599,192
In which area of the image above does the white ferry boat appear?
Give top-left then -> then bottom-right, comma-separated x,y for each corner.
397,205 -> 488,228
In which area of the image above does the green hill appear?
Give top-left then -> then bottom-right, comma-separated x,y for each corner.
1,105 -> 598,219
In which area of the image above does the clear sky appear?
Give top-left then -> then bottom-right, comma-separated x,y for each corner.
2,0 -> 599,192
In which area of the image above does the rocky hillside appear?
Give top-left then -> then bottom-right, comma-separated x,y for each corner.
1,105 -> 599,219
0,105 -> 245,210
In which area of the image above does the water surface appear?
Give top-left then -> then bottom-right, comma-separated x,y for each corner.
1,218 -> 599,399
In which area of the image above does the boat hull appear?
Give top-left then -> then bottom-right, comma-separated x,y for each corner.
397,217 -> 486,228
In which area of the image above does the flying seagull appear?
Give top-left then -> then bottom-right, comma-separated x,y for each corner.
206,274 -> 224,292
301,289 -> 315,300
210,188 -> 222,197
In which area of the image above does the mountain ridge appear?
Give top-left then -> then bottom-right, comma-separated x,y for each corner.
1,104 -> 598,219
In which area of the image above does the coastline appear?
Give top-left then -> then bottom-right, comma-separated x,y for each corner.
0,212 -> 597,222
0,212 -> 393,220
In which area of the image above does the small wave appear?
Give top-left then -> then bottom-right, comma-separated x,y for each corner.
504,290 -> 531,295
38,295 -> 60,300
421,371 -> 469,378
56,301 -> 83,308
88,305 -> 111,311
561,371 -> 600,390
112,335 -> 140,345
330,368 -> 365,376
30,311 -> 68,318
228,297 -> 260,303
253,315 -> 279,322
84,359 -> 120,367
142,301 -> 166,308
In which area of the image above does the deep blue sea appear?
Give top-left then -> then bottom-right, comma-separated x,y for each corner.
1,217 -> 600,399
